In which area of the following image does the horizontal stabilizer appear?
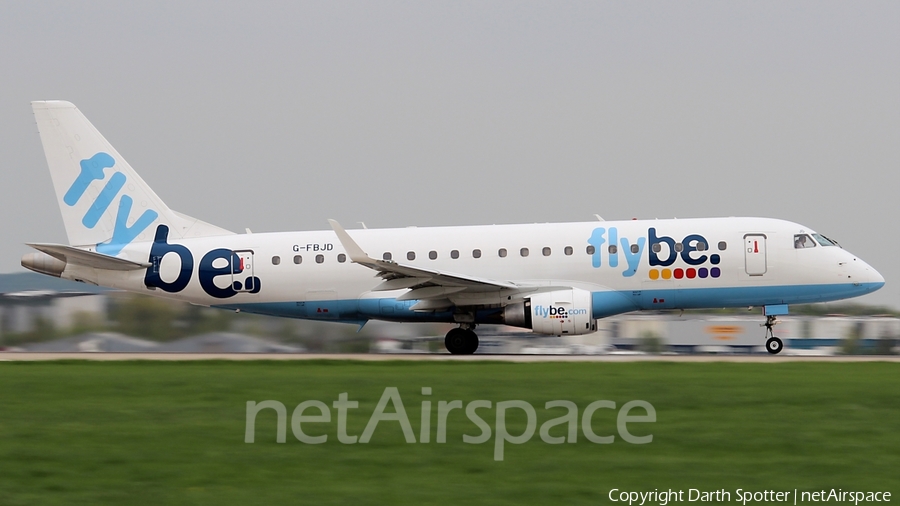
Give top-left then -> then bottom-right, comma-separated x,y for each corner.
27,243 -> 150,271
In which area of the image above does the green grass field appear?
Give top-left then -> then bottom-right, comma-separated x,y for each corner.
1,360 -> 897,505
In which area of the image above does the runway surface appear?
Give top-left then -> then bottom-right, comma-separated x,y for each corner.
2,352 -> 899,362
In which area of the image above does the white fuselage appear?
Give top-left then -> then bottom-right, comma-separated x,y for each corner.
62,216 -> 883,327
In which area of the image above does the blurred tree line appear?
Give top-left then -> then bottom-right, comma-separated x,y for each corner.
108,295 -> 236,341
3,293 -> 408,352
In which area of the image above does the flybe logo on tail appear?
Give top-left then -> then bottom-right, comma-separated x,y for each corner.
588,227 -> 721,278
64,152 -> 158,256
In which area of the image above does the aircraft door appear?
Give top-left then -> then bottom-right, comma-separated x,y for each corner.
232,250 -> 257,292
744,235 -> 767,276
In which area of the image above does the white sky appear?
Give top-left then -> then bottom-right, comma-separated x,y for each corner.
1,1 -> 897,308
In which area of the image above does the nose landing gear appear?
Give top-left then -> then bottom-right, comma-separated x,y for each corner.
445,324 -> 479,355
762,315 -> 783,355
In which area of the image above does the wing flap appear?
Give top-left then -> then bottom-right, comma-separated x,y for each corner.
409,299 -> 455,311
373,277 -> 434,291
396,286 -> 467,301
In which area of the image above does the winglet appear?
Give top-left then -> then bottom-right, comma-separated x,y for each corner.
328,219 -> 370,264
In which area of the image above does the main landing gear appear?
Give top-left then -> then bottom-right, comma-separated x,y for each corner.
445,324 -> 479,355
762,315 -> 783,355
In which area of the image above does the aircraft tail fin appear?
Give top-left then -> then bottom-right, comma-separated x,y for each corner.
31,101 -> 233,255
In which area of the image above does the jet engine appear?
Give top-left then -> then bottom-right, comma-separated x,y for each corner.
503,288 -> 596,336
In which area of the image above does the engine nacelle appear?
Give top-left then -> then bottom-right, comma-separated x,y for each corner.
503,288 -> 596,336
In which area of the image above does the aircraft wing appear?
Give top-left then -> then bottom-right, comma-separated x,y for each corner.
329,220 -> 559,310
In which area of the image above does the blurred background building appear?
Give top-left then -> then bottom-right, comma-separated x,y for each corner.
2,272 -> 897,355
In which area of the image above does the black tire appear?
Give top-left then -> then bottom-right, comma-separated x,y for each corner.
464,330 -> 479,355
766,336 -> 784,355
445,328 -> 468,354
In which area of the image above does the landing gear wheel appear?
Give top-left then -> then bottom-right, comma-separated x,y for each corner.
464,330 -> 479,354
761,315 -> 784,355
766,337 -> 784,355
445,328 -> 479,355
445,328 -> 467,354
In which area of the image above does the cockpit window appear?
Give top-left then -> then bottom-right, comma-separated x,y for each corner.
794,234 -> 816,249
812,233 -> 839,247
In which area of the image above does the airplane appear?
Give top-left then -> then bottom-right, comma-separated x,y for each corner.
21,101 -> 885,355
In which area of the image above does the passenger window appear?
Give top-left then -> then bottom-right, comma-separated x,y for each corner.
429,251 -> 438,260
718,241 -> 727,251
520,248 -> 529,257
293,255 -> 302,264
542,247 -> 551,257
451,250 -> 459,259
630,244 -> 639,254
316,254 -> 324,264
498,248 -> 508,258
608,245 -> 617,254
652,243 -> 662,253
586,245 -> 595,255
272,256 -> 281,265
337,254 -> 346,263
383,252 -> 392,261
473,249 -> 482,259
674,243 -> 684,253
794,234 -> 816,249
407,251 -> 416,261
564,246 -> 573,256
696,242 -> 706,251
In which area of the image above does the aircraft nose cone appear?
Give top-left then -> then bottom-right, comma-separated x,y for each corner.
871,267 -> 886,287
856,259 -> 885,291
